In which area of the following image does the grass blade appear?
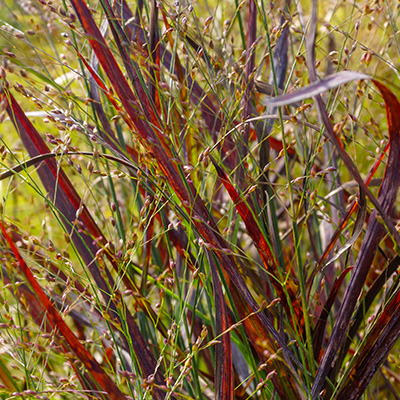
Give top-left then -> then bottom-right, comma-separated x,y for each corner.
240,0 -> 257,153
208,254 -> 233,400
312,266 -> 353,362
267,71 -> 370,108
0,221 -> 127,400
0,80 -> 168,399
311,79 -> 400,397
211,156 -> 302,327
334,284 -> 400,399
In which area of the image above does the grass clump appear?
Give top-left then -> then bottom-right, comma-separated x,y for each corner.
0,0 -> 400,399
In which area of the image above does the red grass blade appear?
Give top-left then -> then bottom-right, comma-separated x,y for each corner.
211,157 -> 302,326
70,0 -> 168,150
108,0 -> 230,165
0,222 -> 127,400
309,189 -> 366,287
0,82 -> 168,399
0,84 -> 112,257
327,256 -> 400,385
315,143 -> 387,272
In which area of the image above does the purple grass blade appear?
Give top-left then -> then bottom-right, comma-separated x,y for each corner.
334,287 -> 400,399
207,253 -> 233,400
311,79 -> 400,397
267,71 -> 369,107
328,256 -> 400,385
348,255 -> 400,342
240,0 -> 257,154
312,266 -> 353,362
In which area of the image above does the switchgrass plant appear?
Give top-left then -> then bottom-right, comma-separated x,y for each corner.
0,0 -> 400,399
